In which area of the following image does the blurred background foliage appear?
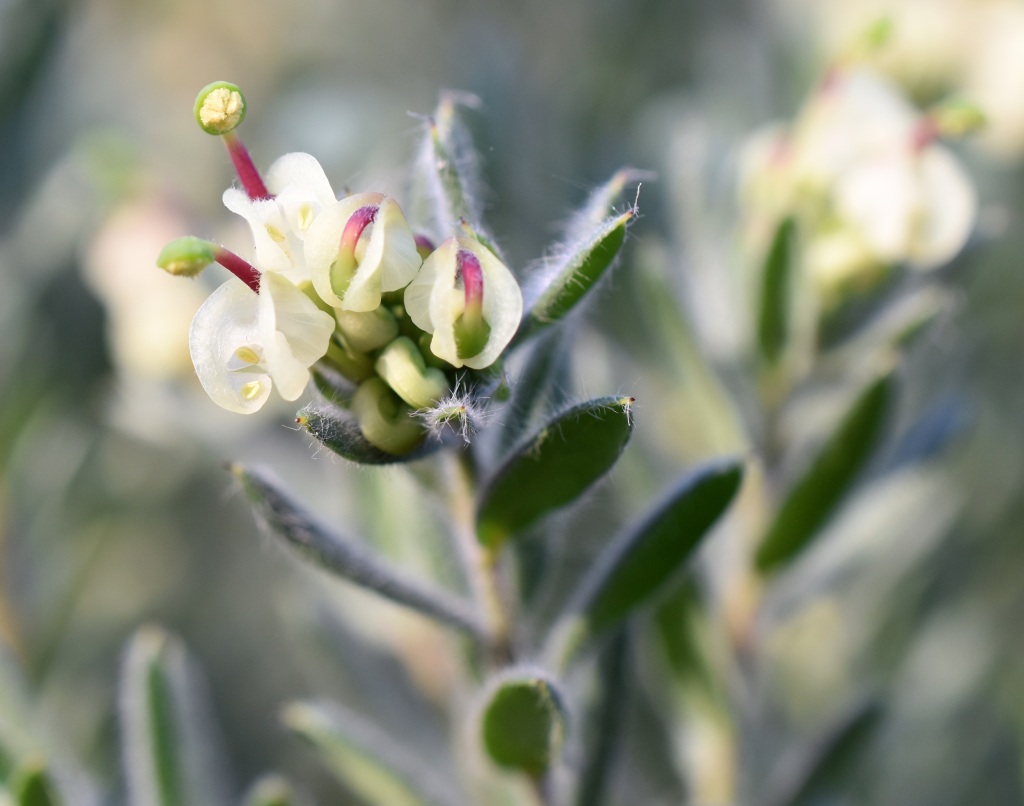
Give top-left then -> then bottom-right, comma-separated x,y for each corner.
3,0 -> 1024,803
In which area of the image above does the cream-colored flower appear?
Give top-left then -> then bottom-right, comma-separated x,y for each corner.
304,192 -> 421,312
189,272 -> 335,413
404,237 -> 522,370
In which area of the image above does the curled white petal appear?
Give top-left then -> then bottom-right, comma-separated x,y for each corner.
266,152 -> 336,207
405,237 -> 523,370
222,188 -> 302,280
188,274 -> 335,413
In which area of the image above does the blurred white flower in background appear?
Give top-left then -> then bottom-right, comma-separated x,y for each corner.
738,68 -> 976,299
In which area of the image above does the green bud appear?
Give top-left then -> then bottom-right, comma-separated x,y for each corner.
156,236 -> 215,277
336,307 -> 399,353
194,81 -> 246,135
375,337 -> 449,409
480,672 -> 567,776
351,378 -> 425,455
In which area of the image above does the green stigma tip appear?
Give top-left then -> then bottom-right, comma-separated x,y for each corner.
194,81 -> 246,135
157,236 -> 216,277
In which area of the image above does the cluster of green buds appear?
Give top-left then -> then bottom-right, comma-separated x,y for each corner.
158,82 -> 523,454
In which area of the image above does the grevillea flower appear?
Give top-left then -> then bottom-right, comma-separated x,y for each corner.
404,236 -> 523,370
223,152 -> 338,283
303,192 -> 422,312
189,271 -> 335,414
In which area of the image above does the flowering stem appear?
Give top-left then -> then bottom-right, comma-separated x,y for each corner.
213,246 -> 261,293
222,131 -> 271,200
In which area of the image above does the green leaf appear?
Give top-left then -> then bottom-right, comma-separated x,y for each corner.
564,168 -> 649,242
498,329 -> 573,455
295,403 -> 440,465
283,702 -> 459,806
480,672 -> 567,776
119,626 -> 231,806
412,92 -> 494,249
476,396 -> 635,550
758,218 -> 797,364
242,775 -> 301,806
575,458 -> 744,636
514,210 -> 632,346
10,758 -> 60,806
231,465 -> 487,641
546,459 -> 743,670
755,368 -> 895,574
763,697 -> 882,806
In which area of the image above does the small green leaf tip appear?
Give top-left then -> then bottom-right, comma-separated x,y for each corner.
194,81 -> 246,135
930,97 -> 987,138
157,236 -> 216,277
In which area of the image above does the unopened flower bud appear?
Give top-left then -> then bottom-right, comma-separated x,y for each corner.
351,377 -> 425,454
156,236 -> 216,278
335,307 -> 399,353
375,337 -> 449,409
194,81 -> 246,135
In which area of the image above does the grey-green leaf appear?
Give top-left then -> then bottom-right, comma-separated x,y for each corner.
755,368 -> 895,574
758,217 -> 797,364
283,702 -> 459,806
10,758 -> 60,806
514,210 -> 632,346
480,672 -> 567,776
232,465 -> 487,641
476,396 -> 635,550
412,92 -> 491,246
119,626 -> 231,806
296,403 -> 438,466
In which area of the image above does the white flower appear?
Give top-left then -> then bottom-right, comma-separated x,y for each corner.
404,237 -> 523,370
223,152 -> 337,283
304,192 -> 422,312
189,271 -> 335,413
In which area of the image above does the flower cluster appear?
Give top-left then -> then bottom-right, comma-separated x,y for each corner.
158,82 -> 523,454
738,67 -> 978,303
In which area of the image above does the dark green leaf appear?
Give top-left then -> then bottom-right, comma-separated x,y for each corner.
480,673 -> 567,776
499,329 -> 573,455
573,458 -> 744,637
10,758 -> 60,806
755,369 -> 895,573
283,702 -> 459,806
763,697 -> 882,806
476,396 -> 635,550
296,403 -> 439,465
119,627 -> 231,806
232,466 -> 487,641
514,211 -> 632,346
758,218 -> 797,364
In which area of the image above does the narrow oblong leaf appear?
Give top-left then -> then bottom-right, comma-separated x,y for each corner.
499,329 -> 573,454
546,460 -> 743,671
764,697 -> 882,806
571,458 -> 744,638
476,396 -> 635,550
119,627 -> 231,806
564,168 -> 650,243
479,671 -> 567,776
283,702 -> 459,806
515,210 -> 632,346
755,368 -> 895,574
10,758 -> 60,806
296,403 -> 439,466
412,92 -> 491,246
758,217 -> 797,364
232,466 -> 487,641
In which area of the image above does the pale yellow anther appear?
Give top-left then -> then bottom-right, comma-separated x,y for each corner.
266,224 -> 287,243
234,346 -> 261,365
199,87 -> 244,133
241,380 -> 264,400
297,204 -> 314,232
